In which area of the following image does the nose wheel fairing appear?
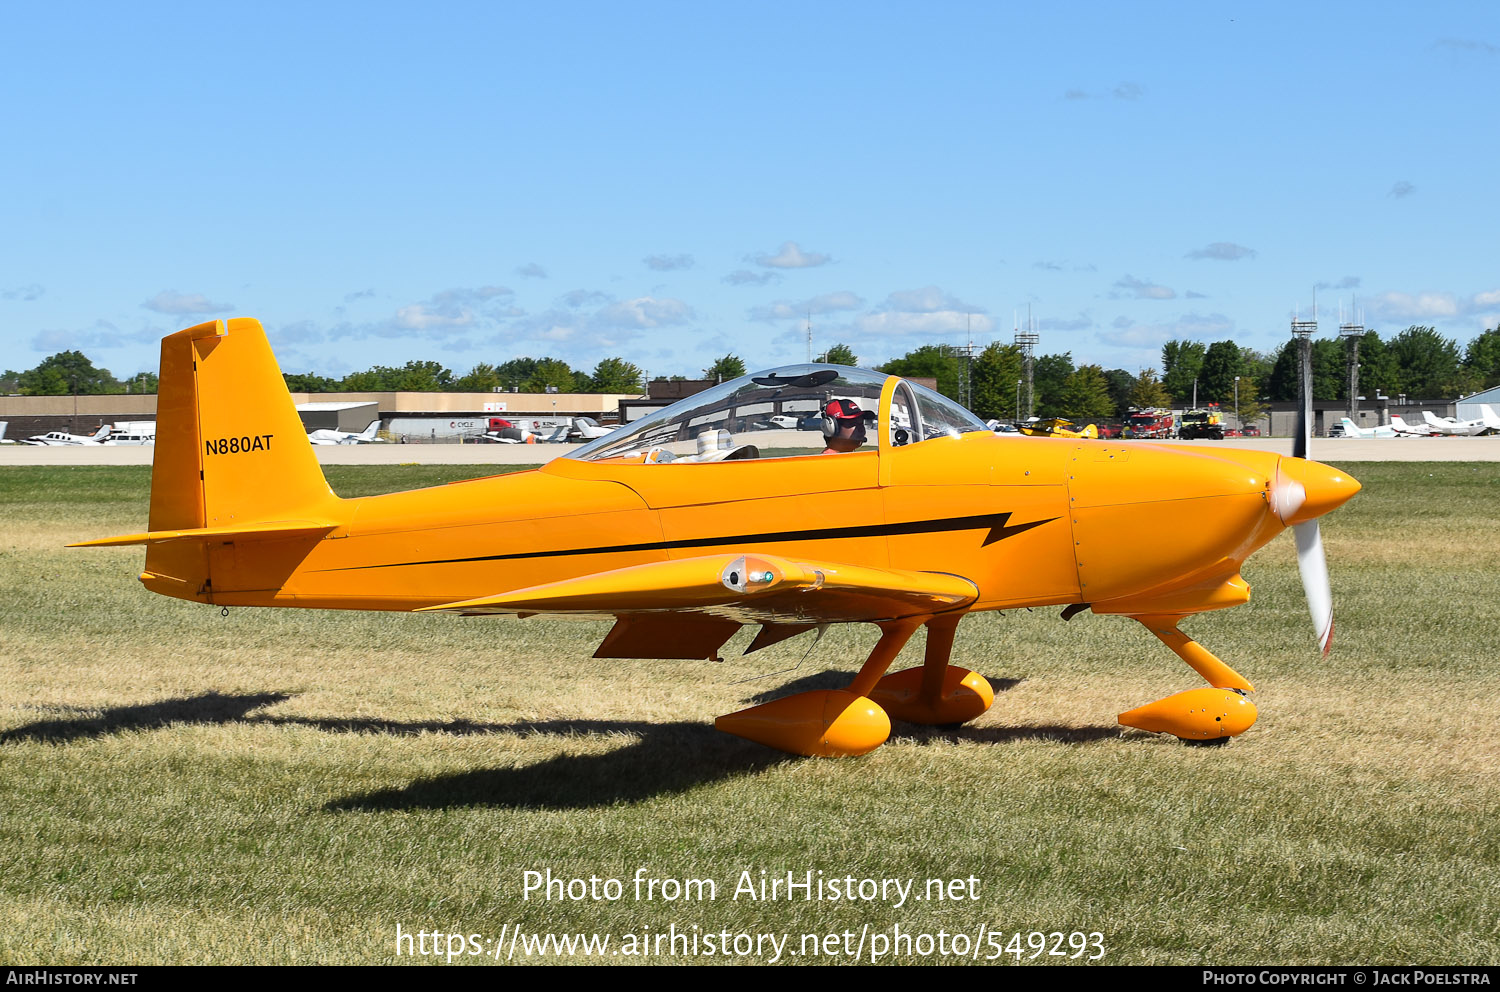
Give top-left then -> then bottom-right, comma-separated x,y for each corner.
1117,616 -> 1259,741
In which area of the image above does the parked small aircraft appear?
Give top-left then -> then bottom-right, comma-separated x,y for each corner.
23,425 -> 111,446
1336,418 -> 1399,439
1016,417 -> 1099,439
1388,415 -> 1438,437
0,422 -> 12,445
307,420 -> 384,445
74,319 -> 1359,756
1421,410 -> 1497,437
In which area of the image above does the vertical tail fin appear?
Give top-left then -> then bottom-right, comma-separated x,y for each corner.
143,318 -> 341,599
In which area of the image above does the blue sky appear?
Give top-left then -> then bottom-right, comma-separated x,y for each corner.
2,1 -> 1497,382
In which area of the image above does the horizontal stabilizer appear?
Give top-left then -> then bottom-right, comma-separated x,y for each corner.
67,519 -> 338,548
417,553 -> 977,624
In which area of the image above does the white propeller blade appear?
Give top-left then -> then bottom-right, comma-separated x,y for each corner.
1293,520 -> 1334,655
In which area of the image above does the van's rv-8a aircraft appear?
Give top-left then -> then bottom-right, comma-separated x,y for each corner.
73,319 -> 1360,757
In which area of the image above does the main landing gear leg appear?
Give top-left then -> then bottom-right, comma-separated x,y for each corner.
867,612 -> 995,726
1117,615 -> 1258,741
716,617 -> 930,757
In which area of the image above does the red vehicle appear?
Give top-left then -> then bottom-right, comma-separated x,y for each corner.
1123,408 -> 1174,439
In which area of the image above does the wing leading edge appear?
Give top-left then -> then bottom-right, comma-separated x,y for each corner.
417,553 -> 978,659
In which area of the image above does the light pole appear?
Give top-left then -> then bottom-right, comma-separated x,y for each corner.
1234,376 -> 1240,429
1015,379 -> 1021,421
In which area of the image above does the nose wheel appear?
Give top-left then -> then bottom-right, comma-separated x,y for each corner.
1119,615 -> 1258,741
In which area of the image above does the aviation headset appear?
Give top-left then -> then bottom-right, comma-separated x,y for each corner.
821,398 -> 874,441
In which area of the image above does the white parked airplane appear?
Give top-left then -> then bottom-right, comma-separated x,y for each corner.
1337,417 -> 1400,439
1387,415 -> 1439,437
21,425 -> 111,446
1421,410 -> 1497,437
101,421 -> 156,445
0,421 -> 12,444
307,420 -> 384,445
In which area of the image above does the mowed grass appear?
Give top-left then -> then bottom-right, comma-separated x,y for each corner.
1,462 -> 1498,965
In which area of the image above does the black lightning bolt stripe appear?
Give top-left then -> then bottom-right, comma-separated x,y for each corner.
314,512 -> 1056,573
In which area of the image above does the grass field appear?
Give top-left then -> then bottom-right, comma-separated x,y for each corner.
2,462 -> 1498,965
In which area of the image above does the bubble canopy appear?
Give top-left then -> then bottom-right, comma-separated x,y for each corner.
566,364 -> 989,464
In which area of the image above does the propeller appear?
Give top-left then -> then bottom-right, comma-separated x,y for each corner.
1274,387 -> 1340,655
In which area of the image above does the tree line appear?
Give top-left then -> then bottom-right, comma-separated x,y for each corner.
6,326 -> 1496,422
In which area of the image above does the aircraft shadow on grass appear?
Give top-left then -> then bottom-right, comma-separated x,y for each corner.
0,681 -> 1120,811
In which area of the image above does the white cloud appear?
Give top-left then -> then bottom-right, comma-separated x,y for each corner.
1102,312 -> 1237,366
141,290 -> 234,315
1389,181 -> 1416,198
560,289 -> 613,309
643,254 -> 694,271
1113,81 -> 1143,100
1315,276 -> 1361,291
3,283 -> 44,301
749,291 -> 864,322
594,296 -> 693,329
854,310 -> 995,337
1186,242 -> 1257,261
516,263 -> 548,278
723,269 -> 779,286
748,241 -> 832,269
1112,275 -> 1176,300
884,286 -> 982,314
1037,312 -> 1094,332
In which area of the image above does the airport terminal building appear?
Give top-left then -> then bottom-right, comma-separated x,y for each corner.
0,389 -> 644,441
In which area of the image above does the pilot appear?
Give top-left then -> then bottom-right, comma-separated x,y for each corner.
821,398 -> 874,454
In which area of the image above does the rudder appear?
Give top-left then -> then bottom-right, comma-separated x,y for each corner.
144,318 -> 340,599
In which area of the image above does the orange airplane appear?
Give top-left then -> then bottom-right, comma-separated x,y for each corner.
73,319 -> 1360,757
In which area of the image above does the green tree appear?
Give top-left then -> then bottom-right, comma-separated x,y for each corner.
589,357 -> 645,392
283,372 -> 340,392
1101,368 -> 1135,417
17,351 -> 120,395
452,362 -> 502,393
1232,374 -> 1266,428
1160,340 -> 1206,403
1267,341 -> 1298,402
495,358 -> 539,391
1389,325 -> 1463,398
1463,327 -> 1500,390
523,358 -> 581,393
879,345 -> 965,399
1056,364 -> 1115,421
1199,340 -> 1243,403
815,343 -> 858,366
1357,331 -> 1400,400
969,342 -> 1023,420
1128,368 -> 1170,409
342,360 -> 453,391
123,371 -> 159,394
703,354 -> 748,382
1032,352 -> 1074,418
1312,338 -> 1346,401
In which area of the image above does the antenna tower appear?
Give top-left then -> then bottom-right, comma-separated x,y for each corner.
1014,307 -> 1039,419
1292,298 -> 1318,437
1338,298 -> 1365,424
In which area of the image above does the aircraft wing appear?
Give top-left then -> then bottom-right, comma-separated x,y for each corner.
416,553 -> 978,658
419,553 -> 976,622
